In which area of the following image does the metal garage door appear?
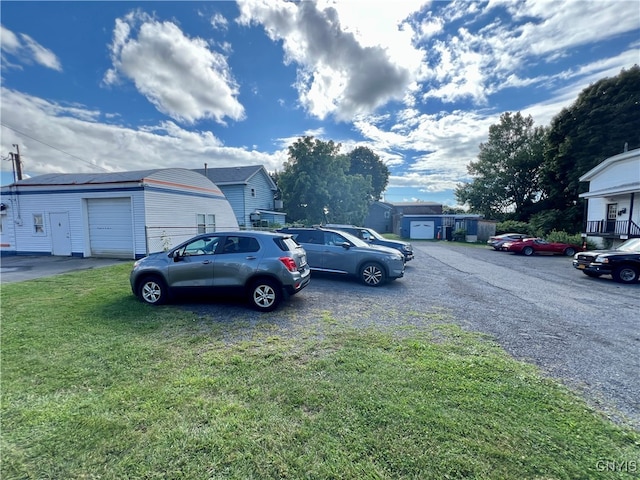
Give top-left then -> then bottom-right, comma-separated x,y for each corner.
410,221 -> 435,239
87,198 -> 134,258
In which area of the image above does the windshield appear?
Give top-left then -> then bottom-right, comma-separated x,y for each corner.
617,238 -> 640,252
328,229 -> 369,247
365,228 -> 386,241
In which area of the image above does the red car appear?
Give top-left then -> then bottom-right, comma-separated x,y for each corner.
501,238 -> 581,256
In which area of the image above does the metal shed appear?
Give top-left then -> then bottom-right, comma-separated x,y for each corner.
0,169 -> 238,259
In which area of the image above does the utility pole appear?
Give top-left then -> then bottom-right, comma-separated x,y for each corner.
12,144 -> 23,181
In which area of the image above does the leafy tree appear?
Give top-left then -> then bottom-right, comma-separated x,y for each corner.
541,65 -> 640,232
348,146 -> 390,201
278,137 -> 372,225
455,112 -> 547,221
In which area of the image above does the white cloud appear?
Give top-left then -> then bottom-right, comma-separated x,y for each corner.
103,10 -> 245,125
236,0 -> 421,121
0,25 -> 62,71
0,88 -> 282,178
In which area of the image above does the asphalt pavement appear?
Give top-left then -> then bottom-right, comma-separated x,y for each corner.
1,255 -> 131,283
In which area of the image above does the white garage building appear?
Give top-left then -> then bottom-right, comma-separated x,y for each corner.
0,169 -> 238,259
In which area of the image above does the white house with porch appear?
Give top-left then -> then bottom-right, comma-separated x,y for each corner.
579,148 -> 640,248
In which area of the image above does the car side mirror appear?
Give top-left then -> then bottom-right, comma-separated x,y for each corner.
173,251 -> 184,262
341,242 -> 351,249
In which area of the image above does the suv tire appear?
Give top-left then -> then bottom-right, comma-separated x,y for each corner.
249,278 -> 282,311
138,275 -> 168,305
360,262 -> 386,286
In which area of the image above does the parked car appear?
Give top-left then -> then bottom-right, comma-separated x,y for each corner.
277,227 -> 405,286
572,238 -> 640,283
130,231 -> 311,311
501,237 -> 581,256
487,233 -> 532,250
323,224 -> 414,261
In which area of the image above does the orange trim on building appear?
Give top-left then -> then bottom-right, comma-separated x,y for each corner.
142,178 -> 223,195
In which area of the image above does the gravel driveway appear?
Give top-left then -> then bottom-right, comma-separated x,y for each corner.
183,241 -> 639,430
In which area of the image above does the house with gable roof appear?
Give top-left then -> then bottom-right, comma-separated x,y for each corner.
194,165 -> 286,228
579,147 -> 640,247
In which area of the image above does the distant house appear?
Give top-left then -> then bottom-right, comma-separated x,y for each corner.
0,169 -> 238,259
579,148 -> 640,248
194,165 -> 286,228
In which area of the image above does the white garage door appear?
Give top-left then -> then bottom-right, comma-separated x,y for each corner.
410,221 -> 435,239
87,198 -> 134,258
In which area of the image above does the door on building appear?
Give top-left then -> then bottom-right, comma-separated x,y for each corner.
50,212 -> 72,256
410,221 -> 434,239
606,203 -> 617,233
87,198 -> 134,258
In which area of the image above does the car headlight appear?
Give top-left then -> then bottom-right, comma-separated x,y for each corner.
402,245 -> 411,252
595,255 -> 609,263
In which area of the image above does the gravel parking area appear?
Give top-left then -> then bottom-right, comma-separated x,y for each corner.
183,241 -> 640,430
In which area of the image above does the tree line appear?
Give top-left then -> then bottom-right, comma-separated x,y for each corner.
274,65 -> 639,233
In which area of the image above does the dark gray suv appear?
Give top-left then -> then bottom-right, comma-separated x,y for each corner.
278,227 -> 405,286
324,224 -> 414,262
130,231 -> 310,311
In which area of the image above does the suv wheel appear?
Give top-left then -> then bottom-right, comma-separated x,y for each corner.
612,265 -> 639,284
138,275 -> 168,305
249,278 -> 282,311
360,262 -> 386,286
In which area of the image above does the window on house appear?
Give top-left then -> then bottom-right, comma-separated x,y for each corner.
197,214 -> 216,234
33,214 -> 45,234
251,188 -> 256,197
607,204 -> 617,220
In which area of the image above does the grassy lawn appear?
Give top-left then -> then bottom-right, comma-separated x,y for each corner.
1,264 -> 638,479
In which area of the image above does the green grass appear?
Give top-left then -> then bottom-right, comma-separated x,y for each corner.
2,264 -> 639,479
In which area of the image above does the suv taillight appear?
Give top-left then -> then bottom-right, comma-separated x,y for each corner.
279,257 -> 297,272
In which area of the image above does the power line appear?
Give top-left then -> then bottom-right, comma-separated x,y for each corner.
1,122 -> 111,172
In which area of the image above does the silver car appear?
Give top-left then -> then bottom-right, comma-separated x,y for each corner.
130,231 -> 310,311
278,227 -> 405,286
487,233 -> 532,250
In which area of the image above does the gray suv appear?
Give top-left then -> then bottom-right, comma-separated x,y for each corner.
324,224 -> 414,262
130,231 -> 310,311
278,227 -> 405,286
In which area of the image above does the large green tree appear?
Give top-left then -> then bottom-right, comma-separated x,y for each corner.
278,137 -> 372,225
455,112 -> 547,220
540,65 -> 640,232
348,146 -> 390,201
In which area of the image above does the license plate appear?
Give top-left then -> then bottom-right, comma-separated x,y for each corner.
300,255 -> 307,267
577,264 -> 585,269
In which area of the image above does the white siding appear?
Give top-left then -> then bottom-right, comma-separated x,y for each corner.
3,186 -> 143,257
588,156 -> 640,193
0,168 -> 238,258
141,169 -> 238,254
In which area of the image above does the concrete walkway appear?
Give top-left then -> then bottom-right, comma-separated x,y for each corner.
0,255 -> 131,284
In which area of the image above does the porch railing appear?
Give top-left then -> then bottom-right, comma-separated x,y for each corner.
585,219 -> 640,237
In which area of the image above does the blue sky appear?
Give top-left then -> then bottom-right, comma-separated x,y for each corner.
1,1 -> 639,207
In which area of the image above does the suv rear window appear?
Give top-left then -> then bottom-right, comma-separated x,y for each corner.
274,236 -> 301,252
